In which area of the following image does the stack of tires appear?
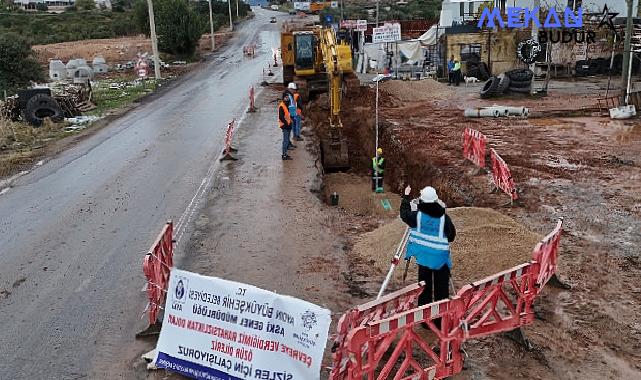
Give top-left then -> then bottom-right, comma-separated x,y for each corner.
480,69 -> 533,99
466,61 -> 491,81
17,89 -> 64,127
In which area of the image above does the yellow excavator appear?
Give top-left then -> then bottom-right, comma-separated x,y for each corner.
281,24 -> 357,170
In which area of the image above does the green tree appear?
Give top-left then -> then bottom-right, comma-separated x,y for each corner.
133,0 -> 150,36
75,0 -> 96,11
0,33 -> 45,94
155,0 -> 203,56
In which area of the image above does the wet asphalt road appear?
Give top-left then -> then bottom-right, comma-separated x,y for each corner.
0,8 -> 283,379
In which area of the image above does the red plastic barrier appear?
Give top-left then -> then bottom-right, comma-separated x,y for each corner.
454,263 -> 537,340
531,218 -> 563,289
249,86 -> 256,112
220,119 -> 238,161
334,219 -> 564,380
142,221 -> 174,325
463,128 -> 487,168
344,298 -> 464,380
490,148 -> 517,201
330,283 -> 424,379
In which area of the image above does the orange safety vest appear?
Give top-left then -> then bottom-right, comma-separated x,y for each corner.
278,101 -> 291,128
293,93 -> 302,115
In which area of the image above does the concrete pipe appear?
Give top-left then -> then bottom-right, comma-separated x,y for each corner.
464,108 -> 481,118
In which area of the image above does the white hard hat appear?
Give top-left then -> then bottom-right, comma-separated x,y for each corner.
419,186 -> 438,203
288,82 -> 297,90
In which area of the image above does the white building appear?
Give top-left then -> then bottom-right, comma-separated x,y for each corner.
13,0 -> 111,11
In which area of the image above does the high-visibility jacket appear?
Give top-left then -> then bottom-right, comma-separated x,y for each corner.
453,62 -> 461,71
405,212 -> 451,270
278,101 -> 291,129
372,156 -> 384,174
293,93 -> 302,115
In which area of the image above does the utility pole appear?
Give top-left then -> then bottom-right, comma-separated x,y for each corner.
208,0 -> 216,51
529,0 -> 539,95
146,0 -> 161,80
236,0 -> 239,19
228,0 -> 233,32
622,0 -> 634,90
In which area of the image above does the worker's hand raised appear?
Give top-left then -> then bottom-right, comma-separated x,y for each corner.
404,185 -> 411,196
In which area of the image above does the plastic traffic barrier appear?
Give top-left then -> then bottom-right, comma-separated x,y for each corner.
490,148 -> 517,201
463,128 -> 487,168
330,283 -> 425,380
220,119 -> 238,161
248,86 -> 256,113
333,219 -> 564,380
137,221 -> 174,337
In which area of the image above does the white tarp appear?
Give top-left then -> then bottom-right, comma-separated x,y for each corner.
397,41 -> 423,64
416,24 -> 438,46
154,269 -> 331,380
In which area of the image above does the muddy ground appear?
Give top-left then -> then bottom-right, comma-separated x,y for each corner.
307,77 -> 641,379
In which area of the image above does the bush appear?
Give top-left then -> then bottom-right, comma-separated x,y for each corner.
35,3 -> 48,12
0,33 -> 45,94
155,0 -> 203,56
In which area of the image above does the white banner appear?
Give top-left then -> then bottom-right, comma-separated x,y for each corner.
154,269 -> 332,380
356,19 -> 367,32
373,23 -> 401,43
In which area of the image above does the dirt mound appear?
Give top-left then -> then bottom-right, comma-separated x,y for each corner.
378,79 -> 455,102
322,173 -> 400,218
350,207 -> 542,289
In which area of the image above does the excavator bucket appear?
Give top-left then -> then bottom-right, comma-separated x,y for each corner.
321,129 -> 349,171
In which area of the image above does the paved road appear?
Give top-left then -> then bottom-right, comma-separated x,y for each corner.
0,8 -> 283,379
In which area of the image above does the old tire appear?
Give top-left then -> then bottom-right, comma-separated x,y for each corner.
497,73 -> 510,93
507,85 -> 532,94
23,94 -> 64,127
506,68 -> 533,82
479,62 -> 490,80
508,78 -> 531,88
480,77 -> 500,99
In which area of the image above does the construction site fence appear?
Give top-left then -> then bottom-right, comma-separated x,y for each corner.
330,218 -> 563,380
490,148 -> 518,201
462,128 -> 487,168
141,221 -> 174,326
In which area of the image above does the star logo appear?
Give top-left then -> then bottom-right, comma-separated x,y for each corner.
596,5 -> 619,37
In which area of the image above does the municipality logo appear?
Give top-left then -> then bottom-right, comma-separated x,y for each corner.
300,310 -> 318,331
174,279 -> 186,301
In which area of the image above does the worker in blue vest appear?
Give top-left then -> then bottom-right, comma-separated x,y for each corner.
401,185 -> 456,312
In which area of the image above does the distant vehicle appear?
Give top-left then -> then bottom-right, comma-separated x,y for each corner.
270,4 -> 278,10
289,9 -> 297,15
270,16 -> 277,23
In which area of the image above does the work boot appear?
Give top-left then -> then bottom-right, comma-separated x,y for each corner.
294,136 -> 304,141
282,155 -> 292,160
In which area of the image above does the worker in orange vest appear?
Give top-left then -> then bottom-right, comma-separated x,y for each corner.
278,94 -> 293,160
287,82 -> 304,141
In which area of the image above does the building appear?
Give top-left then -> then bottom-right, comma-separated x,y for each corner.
12,0 -> 111,12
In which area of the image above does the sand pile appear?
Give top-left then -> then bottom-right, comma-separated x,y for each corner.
350,207 -> 542,288
323,173 -> 400,217
379,79 -> 455,102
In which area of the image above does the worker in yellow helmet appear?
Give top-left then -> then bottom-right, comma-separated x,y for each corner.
372,147 -> 385,192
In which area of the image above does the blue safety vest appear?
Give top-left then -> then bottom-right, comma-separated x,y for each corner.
405,212 -> 451,270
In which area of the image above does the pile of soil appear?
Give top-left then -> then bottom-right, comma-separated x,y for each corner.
322,173 -> 401,218
350,207 -> 542,289
378,79 -> 455,102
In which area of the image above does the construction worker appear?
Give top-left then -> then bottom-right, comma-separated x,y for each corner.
401,185 -> 456,313
278,94 -> 293,160
371,147 -> 384,192
447,55 -> 455,86
287,82 -> 303,141
453,59 -> 462,86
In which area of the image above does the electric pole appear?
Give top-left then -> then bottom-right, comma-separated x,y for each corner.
146,0 -> 161,80
529,0 -> 539,95
228,0 -> 233,32
622,0 -> 634,90
236,0 -> 239,18
208,0 -> 216,51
